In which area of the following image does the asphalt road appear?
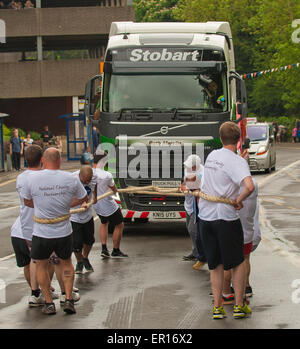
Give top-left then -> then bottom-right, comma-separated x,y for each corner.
0,144 -> 299,329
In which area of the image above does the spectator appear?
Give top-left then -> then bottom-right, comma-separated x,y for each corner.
272,122 -> 279,142
55,136 -> 63,154
92,126 -> 99,153
41,125 -> 53,148
23,133 -> 33,167
80,146 -> 93,165
0,1 -> 6,9
9,0 -> 22,9
24,0 -> 34,8
10,128 -> 23,171
292,127 -> 297,143
7,1 -> 15,8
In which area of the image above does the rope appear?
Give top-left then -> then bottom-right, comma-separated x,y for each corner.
33,185 -> 235,224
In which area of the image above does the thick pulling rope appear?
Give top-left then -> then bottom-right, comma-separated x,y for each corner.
33,186 -> 235,224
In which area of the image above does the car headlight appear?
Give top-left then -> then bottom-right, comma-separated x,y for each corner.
257,146 -> 267,156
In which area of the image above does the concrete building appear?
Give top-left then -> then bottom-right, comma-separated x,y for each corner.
0,0 -> 134,136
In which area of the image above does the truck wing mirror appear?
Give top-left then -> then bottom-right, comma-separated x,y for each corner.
84,75 -> 102,118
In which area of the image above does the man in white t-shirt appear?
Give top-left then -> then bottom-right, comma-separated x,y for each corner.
198,121 -> 254,320
22,148 -> 88,315
11,144 -> 44,307
70,166 -> 97,274
92,152 -> 128,258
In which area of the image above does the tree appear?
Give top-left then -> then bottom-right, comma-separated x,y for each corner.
133,0 -> 300,117
133,0 -> 178,22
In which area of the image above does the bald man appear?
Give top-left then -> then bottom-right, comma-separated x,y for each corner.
70,165 -> 98,274
22,148 -> 88,315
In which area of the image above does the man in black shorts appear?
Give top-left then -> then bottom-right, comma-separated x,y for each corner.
92,152 -> 128,258
22,148 -> 88,315
198,122 -> 254,319
11,144 -> 44,307
70,166 -> 97,273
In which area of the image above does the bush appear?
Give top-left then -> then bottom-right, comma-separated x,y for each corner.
29,131 -> 41,141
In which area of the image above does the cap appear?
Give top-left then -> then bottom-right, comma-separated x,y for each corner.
184,154 -> 202,169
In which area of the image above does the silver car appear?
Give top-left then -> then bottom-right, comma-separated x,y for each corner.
247,122 -> 276,173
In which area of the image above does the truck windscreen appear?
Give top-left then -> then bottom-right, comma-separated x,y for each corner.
103,72 -> 227,113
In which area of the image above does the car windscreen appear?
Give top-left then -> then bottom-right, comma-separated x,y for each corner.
247,125 -> 268,141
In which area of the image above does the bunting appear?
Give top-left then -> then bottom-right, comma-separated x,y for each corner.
241,62 -> 300,79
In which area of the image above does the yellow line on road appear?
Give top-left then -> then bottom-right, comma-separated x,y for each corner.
0,179 -> 16,187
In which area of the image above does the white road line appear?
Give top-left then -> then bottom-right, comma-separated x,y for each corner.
0,254 -> 15,262
0,205 -> 20,212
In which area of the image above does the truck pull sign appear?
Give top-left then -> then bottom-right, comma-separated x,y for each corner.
130,48 -> 199,62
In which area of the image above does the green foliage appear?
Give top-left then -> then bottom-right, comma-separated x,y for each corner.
133,0 -> 178,22
29,131 -> 41,141
133,0 -> 300,120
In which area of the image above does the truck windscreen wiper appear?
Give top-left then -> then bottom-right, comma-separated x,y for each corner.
171,108 -> 208,120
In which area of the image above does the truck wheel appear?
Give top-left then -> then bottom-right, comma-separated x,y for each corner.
134,218 -> 149,223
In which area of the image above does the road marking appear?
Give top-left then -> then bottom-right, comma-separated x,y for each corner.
0,254 -> 15,262
257,159 -> 300,188
0,179 -> 16,187
0,205 -> 20,212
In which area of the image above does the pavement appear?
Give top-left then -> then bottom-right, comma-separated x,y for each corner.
0,143 -> 299,329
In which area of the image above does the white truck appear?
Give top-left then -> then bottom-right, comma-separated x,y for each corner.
84,21 -> 248,223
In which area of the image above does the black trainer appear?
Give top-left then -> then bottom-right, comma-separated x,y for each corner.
63,299 -> 76,315
111,249 -> 128,258
82,257 -> 94,272
101,249 -> 110,258
182,254 -> 197,261
245,286 -> 253,297
75,261 -> 84,274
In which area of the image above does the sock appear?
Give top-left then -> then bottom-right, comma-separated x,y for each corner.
113,248 -> 120,253
31,289 -> 40,298
222,293 -> 233,298
102,244 -> 108,251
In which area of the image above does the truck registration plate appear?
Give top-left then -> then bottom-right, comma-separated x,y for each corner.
152,212 -> 178,219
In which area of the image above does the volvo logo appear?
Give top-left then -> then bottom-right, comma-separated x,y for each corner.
160,126 -> 169,135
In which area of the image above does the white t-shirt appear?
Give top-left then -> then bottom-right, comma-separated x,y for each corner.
183,167 -> 203,215
21,169 -> 87,239
93,168 -> 119,217
198,148 -> 251,221
16,170 -> 35,241
10,216 -> 23,239
238,178 -> 258,244
253,199 -> 261,247
70,170 -> 98,224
